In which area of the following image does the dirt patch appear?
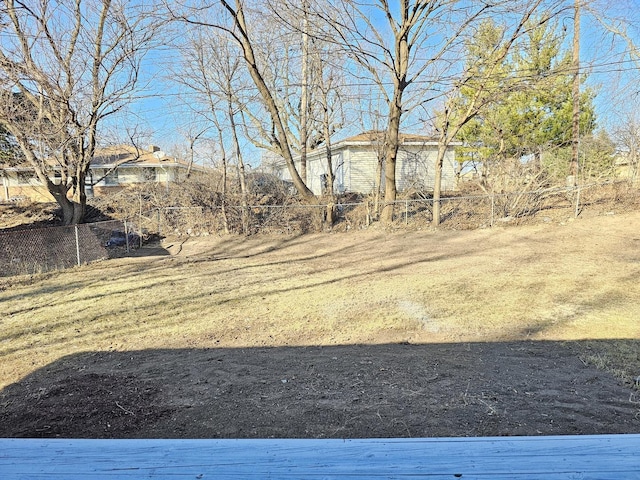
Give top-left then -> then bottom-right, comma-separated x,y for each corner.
1,342 -> 639,438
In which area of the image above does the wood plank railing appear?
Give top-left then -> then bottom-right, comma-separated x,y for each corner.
1,434 -> 639,479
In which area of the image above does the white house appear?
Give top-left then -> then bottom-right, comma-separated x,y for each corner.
275,131 -> 460,196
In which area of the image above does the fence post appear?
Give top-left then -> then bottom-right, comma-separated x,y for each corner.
74,225 -> 81,266
490,194 -> 495,227
124,219 -> 130,253
405,200 -> 409,225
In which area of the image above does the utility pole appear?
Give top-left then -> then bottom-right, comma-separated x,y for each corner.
300,0 -> 310,186
570,0 -> 580,186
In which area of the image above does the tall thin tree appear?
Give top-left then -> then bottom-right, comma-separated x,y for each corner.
570,0 -> 581,185
168,0 -> 315,200
310,0 -> 492,222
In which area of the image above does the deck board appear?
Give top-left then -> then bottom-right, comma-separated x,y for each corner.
1,435 -> 639,479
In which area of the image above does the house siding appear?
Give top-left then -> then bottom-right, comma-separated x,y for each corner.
92,165 -> 178,187
286,144 -> 458,196
397,147 -> 457,191
1,173 -> 54,202
0,144 -> 197,203
3,184 -> 54,202
2,165 -> 187,203
276,134 -> 460,196
346,148 -> 380,194
304,154 -> 329,195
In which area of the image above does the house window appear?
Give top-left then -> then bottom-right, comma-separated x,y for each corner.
104,170 -> 119,186
140,167 -> 157,182
17,172 -> 37,185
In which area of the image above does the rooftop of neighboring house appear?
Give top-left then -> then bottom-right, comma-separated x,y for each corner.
269,131 -> 460,168
339,131 -> 442,145
0,145 -> 192,172
91,145 -> 186,168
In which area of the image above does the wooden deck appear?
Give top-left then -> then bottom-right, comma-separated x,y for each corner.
1,434 -> 639,479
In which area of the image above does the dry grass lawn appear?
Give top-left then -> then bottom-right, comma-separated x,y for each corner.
1,210 -> 640,393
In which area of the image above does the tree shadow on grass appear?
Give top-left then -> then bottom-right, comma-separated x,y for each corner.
1,341 -> 638,439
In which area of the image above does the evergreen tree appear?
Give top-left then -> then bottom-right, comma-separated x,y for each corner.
457,18 -> 596,173
542,130 -> 616,180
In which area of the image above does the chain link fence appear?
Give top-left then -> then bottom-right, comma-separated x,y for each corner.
132,202 -> 329,237
0,219 -> 132,277
398,181 -> 635,227
127,181 -> 638,237
2,180 -> 637,278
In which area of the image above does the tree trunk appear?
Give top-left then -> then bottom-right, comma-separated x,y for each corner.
228,92 -> 250,235
299,0 -> 310,187
44,174 -> 85,225
570,0 -> 580,185
432,142 -> 447,227
321,87 -> 334,197
221,160 -> 230,235
223,1 -> 314,200
380,13 -> 411,224
381,94 -> 402,223
56,192 -> 76,226
70,175 -> 87,225
373,150 -> 383,219
217,129 -> 230,235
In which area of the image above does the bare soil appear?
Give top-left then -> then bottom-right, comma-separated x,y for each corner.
1,342 -> 639,439
1,210 -> 640,438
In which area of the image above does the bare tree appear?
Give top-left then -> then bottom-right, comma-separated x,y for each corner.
175,28 -> 252,233
313,64 -> 340,197
269,0 -> 351,207
307,1 -> 495,222
0,0 -> 158,224
299,0 -> 311,186
614,115 -> 640,184
168,0 -> 315,200
309,51 -> 346,224
583,0 -> 640,185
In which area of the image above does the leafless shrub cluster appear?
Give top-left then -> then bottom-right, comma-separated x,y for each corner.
87,171 -> 639,238
577,181 -> 640,212
89,172 -> 327,236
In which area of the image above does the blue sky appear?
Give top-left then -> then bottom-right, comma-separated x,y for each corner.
121,0 -> 640,165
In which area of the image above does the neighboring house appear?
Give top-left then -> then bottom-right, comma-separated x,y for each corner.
0,167 -> 52,203
0,145 -> 193,202
276,131 -> 460,196
89,145 -> 192,196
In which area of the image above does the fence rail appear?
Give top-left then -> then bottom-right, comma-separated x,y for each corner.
134,181 -> 634,237
0,220 -> 130,277
1,181 -> 637,278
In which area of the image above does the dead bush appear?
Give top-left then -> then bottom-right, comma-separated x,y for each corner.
85,168 -> 640,237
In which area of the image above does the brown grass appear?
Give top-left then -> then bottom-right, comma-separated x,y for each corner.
1,210 -> 640,391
